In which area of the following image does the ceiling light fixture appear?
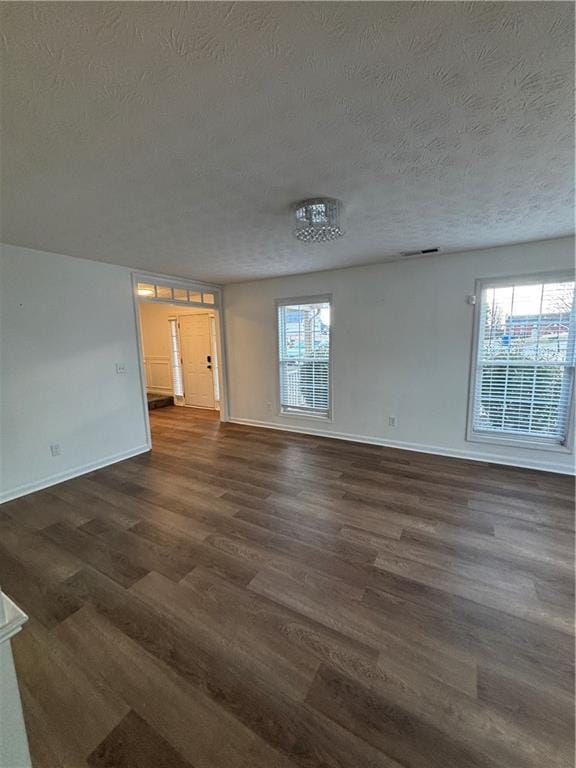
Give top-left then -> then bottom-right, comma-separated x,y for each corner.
137,287 -> 155,296
294,198 -> 343,243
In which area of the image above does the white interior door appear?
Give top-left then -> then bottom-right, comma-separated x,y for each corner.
179,314 -> 215,408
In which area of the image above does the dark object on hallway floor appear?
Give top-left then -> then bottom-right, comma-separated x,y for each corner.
1,407 -> 573,768
147,392 -> 174,410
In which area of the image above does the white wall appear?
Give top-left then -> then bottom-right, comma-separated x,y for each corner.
224,237 -> 576,474
0,244 -> 149,502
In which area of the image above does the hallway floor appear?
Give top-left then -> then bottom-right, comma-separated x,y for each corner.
1,407 -> 573,768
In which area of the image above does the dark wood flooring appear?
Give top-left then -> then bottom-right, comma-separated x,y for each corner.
2,407 -> 574,768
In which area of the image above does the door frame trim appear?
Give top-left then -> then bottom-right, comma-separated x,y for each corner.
131,272 -> 230,451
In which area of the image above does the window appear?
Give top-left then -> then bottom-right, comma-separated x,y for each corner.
135,280 -> 219,308
277,297 -> 331,417
168,319 -> 184,397
156,286 -> 173,299
209,316 -> 220,403
469,274 -> 575,448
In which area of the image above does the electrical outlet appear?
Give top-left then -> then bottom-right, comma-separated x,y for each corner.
388,415 -> 397,428
49,444 -> 61,457
115,363 -> 127,374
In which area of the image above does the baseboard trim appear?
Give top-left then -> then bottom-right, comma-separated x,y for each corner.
229,418 -> 574,475
0,444 -> 151,504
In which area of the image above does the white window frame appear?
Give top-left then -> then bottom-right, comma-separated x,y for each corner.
275,294 -> 333,420
466,270 -> 575,453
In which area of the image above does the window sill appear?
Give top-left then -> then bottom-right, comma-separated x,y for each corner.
279,408 -> 332,422
466,431 -> 572,454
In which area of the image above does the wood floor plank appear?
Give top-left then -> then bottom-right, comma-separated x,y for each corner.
87,711 -> 194,768
113,454 -> 274,502
249,565 -> 478,696
0,547 -> 81,628
12,620 -> 129,768
131,570 -> 319,701
401,525 -> 573,582
239,740 -> 299,768
297,488 -> 443,535
366,528 -> 536,593
54,568 -> 390,768
363,583 -> 573,695
80,517 -> 196,582
42,521 -> 150,588
55,606 -> 255,768
0,513 -> 82,582
3,406 -> 573,768
47,483 -> 141,529
18,681 -> 70,768
0,490 -> 92,530
476,661 -> 573,747
130,518 -> 259,586
373,551 -> 571,632
234,505 -> 379,565
179,565 -> 375,673
305,662 -> 567,768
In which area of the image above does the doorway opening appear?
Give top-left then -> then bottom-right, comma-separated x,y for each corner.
132,274 -> 227,448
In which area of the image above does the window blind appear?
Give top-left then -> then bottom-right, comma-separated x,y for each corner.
471,276 -> 575,445
277,298 -> 331,416
168,319 -> 184,397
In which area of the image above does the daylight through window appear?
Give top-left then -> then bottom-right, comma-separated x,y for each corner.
470,275 -> 575,446
277,298 -> 331,417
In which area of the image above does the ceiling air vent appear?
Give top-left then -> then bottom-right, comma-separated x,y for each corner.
401,247 -> 440,257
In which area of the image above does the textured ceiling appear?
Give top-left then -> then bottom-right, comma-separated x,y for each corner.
1,2 -> 574,283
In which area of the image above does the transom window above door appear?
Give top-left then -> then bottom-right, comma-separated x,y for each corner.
468,273 -> 575,450
277,296 -> 332,418
136,280 -> 217,307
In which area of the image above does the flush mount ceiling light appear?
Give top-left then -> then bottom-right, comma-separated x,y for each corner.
294,198 -> 343,243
